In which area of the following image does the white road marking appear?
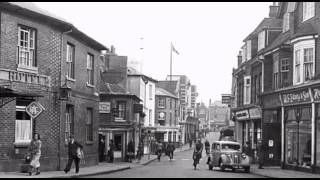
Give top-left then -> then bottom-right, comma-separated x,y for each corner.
181,159 -> 190,160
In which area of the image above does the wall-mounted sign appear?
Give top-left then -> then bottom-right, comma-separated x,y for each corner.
281,89 -> 311,105
26,102 -> 45,119
99,102 -> 111,113
249,108 -> 261,119
235,110 -> 249,120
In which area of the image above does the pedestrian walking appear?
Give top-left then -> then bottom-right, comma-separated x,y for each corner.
166,140 -> 175,160
108,139 -> 115,163
204,139 -> 210,155
192,139 -> 203,170
127,139 -> 135,163
64,135 -> 83,174
156,140 -> 163,161
28,133 -> 42,176
189,139 -> 193,149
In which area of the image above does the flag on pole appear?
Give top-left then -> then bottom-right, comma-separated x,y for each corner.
171,43 -> 179,55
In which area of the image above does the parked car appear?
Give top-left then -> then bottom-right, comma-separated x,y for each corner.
207,140 -> 250,173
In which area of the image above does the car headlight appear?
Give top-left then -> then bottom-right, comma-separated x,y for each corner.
241,153 -> 246,159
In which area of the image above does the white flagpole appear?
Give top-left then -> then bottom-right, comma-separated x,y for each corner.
170,42 -> 172,81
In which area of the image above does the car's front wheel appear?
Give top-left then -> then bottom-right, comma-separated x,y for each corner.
219,160 -> 225,172
244,166 -> 250,173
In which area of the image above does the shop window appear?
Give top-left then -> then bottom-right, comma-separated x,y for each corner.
285,107 -> 311,168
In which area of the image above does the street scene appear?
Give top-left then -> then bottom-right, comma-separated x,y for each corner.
0,1 -> 320,178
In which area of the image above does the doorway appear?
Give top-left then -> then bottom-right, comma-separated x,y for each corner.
114,133 -> 123,161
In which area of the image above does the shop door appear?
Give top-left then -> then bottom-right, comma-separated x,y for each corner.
114,133 -> 123,160
263,123 -> 281,166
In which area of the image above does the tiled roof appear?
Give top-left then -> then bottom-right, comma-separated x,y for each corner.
259,31 -> 291,55
100,82 -> 141,101
127,66 -> 158,82
156,87 -> 178,99
100,83 -> 127,94
244,18 -> 282,42
2,2 -> 107,50
7,2 -> 71,24
260,22 -> 318,55
291,22 -> 318,40
157,81 -> 179,95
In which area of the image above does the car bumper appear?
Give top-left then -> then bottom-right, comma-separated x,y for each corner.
221,163 -> 250,168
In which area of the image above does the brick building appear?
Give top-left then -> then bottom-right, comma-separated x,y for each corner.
154,86 -> 179,145
0,2 -> 107,171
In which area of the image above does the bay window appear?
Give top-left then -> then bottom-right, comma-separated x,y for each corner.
18,25 -> 36,70
293,39 -> 315,85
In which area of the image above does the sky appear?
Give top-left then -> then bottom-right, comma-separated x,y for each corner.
34,2 -> 272,106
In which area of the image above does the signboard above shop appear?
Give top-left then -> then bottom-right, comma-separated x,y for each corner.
281,89 -> 311,105
249,108 -> 261,119
235,109 -> 249,120
99,102 -> 111,113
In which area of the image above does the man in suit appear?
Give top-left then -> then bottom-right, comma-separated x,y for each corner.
64,135 -> 83,174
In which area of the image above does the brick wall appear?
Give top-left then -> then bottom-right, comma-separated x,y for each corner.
0,9 -> 62,171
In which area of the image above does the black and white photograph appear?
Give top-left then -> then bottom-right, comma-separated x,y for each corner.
0,2 -> 319,178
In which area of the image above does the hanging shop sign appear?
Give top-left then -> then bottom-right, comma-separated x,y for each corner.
281,89 -> 311,105
235,110 -> 249,120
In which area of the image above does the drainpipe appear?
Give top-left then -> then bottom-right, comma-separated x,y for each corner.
58,27 -> 73,170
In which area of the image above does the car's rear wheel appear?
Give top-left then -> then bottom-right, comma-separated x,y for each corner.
208,164 -> 213,170
231,167 -> 236,172
244,167 -> 250,173
219,160 -> 225,172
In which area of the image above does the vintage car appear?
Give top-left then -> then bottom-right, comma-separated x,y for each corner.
207,140 -> 250,173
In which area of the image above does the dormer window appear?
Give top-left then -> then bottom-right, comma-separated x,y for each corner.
258,31 -> 265,51
302,2 -> 315,22
283,13 -> 290,32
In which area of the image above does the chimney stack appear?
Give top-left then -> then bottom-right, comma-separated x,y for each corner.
269,2 -> 279,18
237,51 -> 242,68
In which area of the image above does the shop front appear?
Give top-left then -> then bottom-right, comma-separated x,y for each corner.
279,85 -> 320,173
234,107 -> 262,161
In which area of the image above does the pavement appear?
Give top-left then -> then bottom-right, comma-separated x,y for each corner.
0,144 -> 192,178
250,164 -> 320,178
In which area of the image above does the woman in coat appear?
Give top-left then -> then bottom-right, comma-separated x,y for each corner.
28,133 -> 42,176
